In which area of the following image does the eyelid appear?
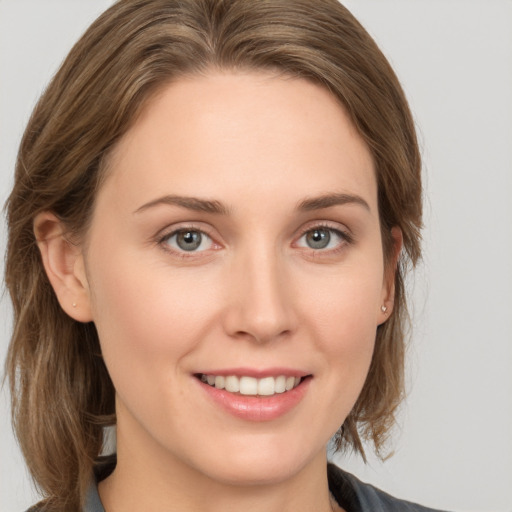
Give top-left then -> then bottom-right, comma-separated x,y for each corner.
293,221 -> 354,250
156,222 -> 223,256
153,220 -> 353,258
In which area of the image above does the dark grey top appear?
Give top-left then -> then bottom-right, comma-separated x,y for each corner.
78,463 -> 447,512
327,464 -> 447,512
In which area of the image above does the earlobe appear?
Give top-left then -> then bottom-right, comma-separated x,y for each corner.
34,212 -> 93,322
379,226 -> 403,323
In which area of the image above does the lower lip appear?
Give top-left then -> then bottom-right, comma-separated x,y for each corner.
197,377 -> 311,422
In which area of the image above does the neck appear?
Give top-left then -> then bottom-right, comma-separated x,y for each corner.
98,424 -> 339,512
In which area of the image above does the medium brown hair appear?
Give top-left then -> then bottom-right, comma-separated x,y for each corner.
5,0 -> 422,509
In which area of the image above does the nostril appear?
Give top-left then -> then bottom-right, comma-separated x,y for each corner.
230,327 -> 293,345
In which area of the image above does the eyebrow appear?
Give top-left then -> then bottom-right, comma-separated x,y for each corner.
297,193 -> 370,212
134,195 -> 230,215
134,192 -> 370,216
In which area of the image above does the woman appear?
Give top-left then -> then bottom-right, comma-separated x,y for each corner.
5,0 -> 440,511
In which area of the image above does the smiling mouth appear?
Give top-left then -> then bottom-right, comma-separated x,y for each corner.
196,374 -> 307,397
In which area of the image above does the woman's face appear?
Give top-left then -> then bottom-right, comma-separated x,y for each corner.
80,71 -> 393,485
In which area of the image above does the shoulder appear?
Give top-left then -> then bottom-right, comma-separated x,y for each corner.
25,504 -> 49,512
25,457 -> 113,512
328,463 -> 450,512
24,485 -> 104,512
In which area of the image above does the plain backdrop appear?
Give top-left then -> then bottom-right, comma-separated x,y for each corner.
1,1 -> 511,511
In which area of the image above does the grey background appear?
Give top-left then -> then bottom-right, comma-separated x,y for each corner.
1,1 -> 511,510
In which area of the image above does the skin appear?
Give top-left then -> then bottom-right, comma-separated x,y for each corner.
36,71 -> 400,512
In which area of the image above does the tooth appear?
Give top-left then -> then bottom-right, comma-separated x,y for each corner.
225,375 -> 240,392
275,375 -> 286,393
206,374 -> 303,394
214,376 -> 225,389
285,376 -> 295,391
258,377 -> 275,396
239,376 -> 258,395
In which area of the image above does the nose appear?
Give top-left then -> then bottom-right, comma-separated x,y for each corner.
222,246 -> 296,344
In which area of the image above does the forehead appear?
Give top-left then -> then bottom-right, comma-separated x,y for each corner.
99,70 -> 376,214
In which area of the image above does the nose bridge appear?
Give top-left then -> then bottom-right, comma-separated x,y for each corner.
225,239 -> 294,343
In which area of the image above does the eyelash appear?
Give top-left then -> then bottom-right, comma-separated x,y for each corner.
157,224 -> 218,259
157,222 -> 353,258
294,223 -> 354,254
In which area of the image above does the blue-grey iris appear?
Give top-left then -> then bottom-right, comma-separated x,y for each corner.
176,230 -> 202,251
306,228 -> 330,249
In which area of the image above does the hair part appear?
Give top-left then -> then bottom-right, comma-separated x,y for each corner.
5,0 -> 422,509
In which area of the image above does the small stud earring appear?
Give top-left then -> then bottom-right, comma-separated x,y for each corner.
381,305 -> 387,313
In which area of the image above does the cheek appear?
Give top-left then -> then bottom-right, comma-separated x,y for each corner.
279,272 -> 381,439
86,250 -> 221,392
296,259 -> 383,397
299,260 -> 384,344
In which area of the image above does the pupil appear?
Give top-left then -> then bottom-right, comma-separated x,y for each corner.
307,229 -> 330,249
177,230 -> 201,251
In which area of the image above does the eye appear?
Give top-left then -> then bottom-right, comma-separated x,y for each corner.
163,229 -> 213,252
296,226 -> 347,250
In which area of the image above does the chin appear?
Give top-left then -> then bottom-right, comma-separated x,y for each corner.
186,435 -> 325,487
203,460 -> 304,487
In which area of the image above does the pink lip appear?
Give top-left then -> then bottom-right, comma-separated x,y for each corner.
196,367 -> 310,378
195,373 -> 312,422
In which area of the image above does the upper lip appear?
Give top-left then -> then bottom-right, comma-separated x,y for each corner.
195,367 -> 311,378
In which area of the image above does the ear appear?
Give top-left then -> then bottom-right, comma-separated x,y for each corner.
378,226 -> 403,324
34,212 -> 93,322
